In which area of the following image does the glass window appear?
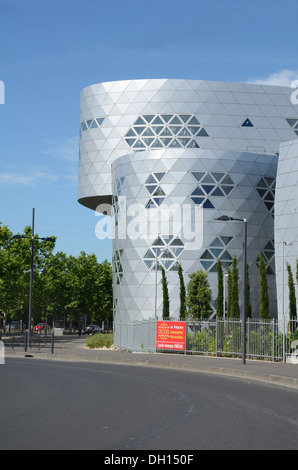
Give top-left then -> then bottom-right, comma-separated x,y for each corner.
187,140 -> 199,148
153,187 -> 165,196
197,128 -> 209,137
143,115 -> 155,123
192,187 -> 204,196
145,185 -> 157,194
135,117 -> 146,125
151,125 -> 163,134
178,128 -> 191,136
161,115 -> 172,122
221,186 -> 233,195
210,237 -> 224,247
160,128 -> 172,136
192,172 -> 205,182
125,138 -> 136,146
134,126 -> 146,135
142,128 -> 154,137
151,139 -> 162,147
160,138 -> 172,146
154,172 -> 166,181
169,126 -> 182,134
212,173 -> 225,182
191,197 -> 204,205
169,139 -> 181,147
188,126 -> 201,135
211,187 -> 225,196
126,128 -> 137,137
201,250 -> 213,260
202,184 -> 214,194
152,116 -> 163,125
188,116 -> 200,125
179,115 -> 191,123
241,118 -> 254,127
142,138 -> 155,146
221,175 -> 234,185
203,200 -> 214,208
133,139 -> 146,148
169,116 -> 182,125
178,138 -> 191,147
146,175 -> 157,184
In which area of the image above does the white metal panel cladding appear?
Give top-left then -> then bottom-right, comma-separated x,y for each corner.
78,79 -> 298,328
112,149 -> 278,322
274,140 -> 298,324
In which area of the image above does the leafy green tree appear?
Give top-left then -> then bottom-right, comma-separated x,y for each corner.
216,259 -> 224,317
287,262 -> 297,320
0,224 -> 26,330
258,254 -> 270,319
178,263 -> 186,320
187,270 -> 212,319
161,266 -> 170,320
97,259 -> 113,322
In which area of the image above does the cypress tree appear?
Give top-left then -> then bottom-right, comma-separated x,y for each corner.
216,259 -> 224,317
226,266 -> 233,318
258,254 -> 270,319
161,266 -> 170,320
246,262 -> 252,318
287,263 -> 297,320
231,255 -> 240,318
178,263 -> 187,320
187,270 -> 212,319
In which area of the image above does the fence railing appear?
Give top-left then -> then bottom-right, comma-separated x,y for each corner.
0,331 -> 55,354
114,318 -> 298,362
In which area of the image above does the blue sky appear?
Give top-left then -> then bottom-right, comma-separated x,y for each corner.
0,0 -> 297,263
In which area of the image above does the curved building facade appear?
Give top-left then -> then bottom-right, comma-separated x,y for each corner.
274,139 -> 298,325
78,79 -> 298,327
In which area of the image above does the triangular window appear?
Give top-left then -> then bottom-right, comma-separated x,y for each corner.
241,118 -> 254,127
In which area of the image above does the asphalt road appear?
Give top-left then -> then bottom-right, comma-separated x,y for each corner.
1,357 -> 298,450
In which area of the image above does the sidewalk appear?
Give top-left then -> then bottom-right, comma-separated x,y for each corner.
4,335 -> 298,391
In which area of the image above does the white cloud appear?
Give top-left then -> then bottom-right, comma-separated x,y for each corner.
0,170 -> 58,186
247,69 -> 298,87
43,136 -> 79,162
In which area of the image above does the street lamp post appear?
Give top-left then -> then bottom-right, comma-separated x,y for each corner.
10,208 -> 55,349
216,216 -> 247,364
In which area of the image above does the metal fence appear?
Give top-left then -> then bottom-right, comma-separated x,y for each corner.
114,318 -> 298,362
0,331 -> 55,354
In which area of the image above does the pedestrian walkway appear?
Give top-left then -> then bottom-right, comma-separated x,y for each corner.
4,335 -> 298,391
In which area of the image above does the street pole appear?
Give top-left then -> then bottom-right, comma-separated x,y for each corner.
215,215 -> 247,364
28,208 -> 35,350
242,219 -> 247,365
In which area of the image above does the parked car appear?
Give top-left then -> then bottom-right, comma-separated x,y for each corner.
6,321 -> 26,331
33,323 -> 47,331
82,324 -> 103,335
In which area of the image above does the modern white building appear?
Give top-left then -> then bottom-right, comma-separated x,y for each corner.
78,79 -> 298,329
275,139 -> 298,325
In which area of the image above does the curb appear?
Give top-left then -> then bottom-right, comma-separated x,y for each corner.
4,350 -> 298,391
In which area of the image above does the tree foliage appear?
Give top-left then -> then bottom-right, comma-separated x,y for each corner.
161,266 -> 170,320
187,270 -> 212,319
178,263 -> 187,320
258,254 -> 270,320
0,222 -> 113,329
287,263 -> 297,320
216,259 -> 224,317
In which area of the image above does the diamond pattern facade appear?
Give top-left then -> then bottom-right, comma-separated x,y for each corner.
78,79 -> 298,342
274,140 -> 298,324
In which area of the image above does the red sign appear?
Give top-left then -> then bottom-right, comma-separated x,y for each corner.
156,321 -> 186,351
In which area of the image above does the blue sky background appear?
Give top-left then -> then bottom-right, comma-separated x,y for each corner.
0,0 -> 297,263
